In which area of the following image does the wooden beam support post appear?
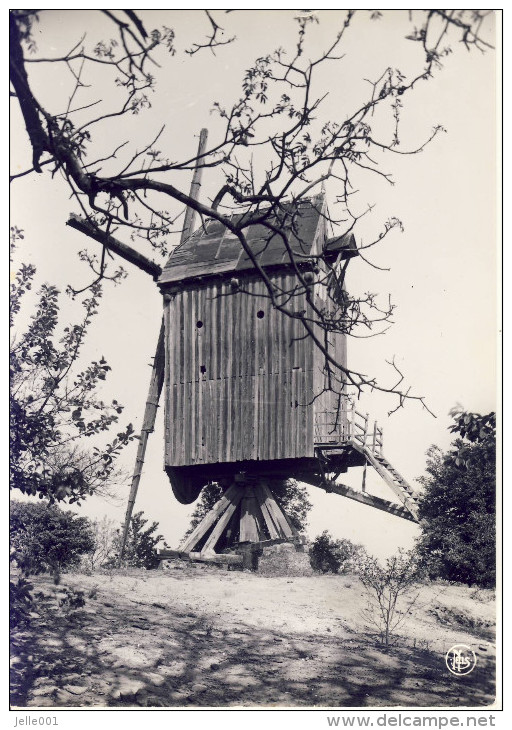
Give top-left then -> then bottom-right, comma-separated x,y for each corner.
239,486 -> 262,543
157,549 -> 243,567
201,486 -> 243,555
181,483 -> 242,553
253,485 -> 281,539
258,481 -> 296,539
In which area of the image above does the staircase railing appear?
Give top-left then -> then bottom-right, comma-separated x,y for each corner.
371,420 -> 384,455
314,401 -> 383,455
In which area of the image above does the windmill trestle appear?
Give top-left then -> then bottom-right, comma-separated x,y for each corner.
157,405 -> 420,569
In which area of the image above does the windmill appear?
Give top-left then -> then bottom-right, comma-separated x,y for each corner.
67,129 -> 420,570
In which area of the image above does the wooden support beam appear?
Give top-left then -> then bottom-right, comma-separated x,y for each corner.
157,549 -> 243,567
181,483 -> 241,552
201,487 -> 243,554
239,486 -> 262,543
259,481 -> 295,538
244,536 -> 308,553
272,484 -> 298,536
253,484 -> 281,539
319,478 -> 418,523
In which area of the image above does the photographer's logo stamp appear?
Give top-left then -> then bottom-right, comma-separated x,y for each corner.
445,644 -> 477,676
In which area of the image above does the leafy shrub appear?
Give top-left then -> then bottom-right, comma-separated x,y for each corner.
10,235 -> 134,505
358,549 -> 422,647
57,587 -> 86,609
416,409 -> 495,588
470,587 -> 495,604
309,530 -> 364,574
10,576 -> 33,629
10,500 -> 95,581
110,511 -> 167,569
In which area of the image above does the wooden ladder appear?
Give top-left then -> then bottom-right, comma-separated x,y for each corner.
362,446 -> 420,522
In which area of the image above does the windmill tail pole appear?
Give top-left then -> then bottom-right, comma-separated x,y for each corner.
118,128 -> 208,562
119,321 -> 165,560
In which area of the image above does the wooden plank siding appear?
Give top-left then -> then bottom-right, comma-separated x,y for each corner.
311,261 -> 349,444
164,272 -> 319,467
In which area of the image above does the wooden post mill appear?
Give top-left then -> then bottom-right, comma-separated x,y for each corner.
67,129 -> 420,570
156,193 -> 419,567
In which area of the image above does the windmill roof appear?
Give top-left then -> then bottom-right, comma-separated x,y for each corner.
158,195 -> 358,286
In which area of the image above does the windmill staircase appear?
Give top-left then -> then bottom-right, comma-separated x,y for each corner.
314,403 -> 421,523
361,447 -> 420,522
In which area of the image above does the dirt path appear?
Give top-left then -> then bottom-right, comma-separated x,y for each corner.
10,567 -> 496,708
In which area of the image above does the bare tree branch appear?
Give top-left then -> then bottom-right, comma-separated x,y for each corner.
9,9 -> 494,413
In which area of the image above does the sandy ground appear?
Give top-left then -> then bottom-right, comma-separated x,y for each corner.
10,565 -> 496,709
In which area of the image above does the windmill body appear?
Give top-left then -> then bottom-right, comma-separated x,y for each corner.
154,194 -> 419,562
158,194 -> 357,501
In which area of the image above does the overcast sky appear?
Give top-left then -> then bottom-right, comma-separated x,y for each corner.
10,10 -> 498,559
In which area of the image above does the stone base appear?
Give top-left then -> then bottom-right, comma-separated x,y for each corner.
159,558 -> 188,571
159,557 -> 236,572
257,542 -> 313,577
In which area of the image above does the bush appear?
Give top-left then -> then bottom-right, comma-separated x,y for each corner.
10,575 -> 33,629
416,409 -> 496,588
358,549 -> 422,647
309,531 -> 364,574
110,511 -> 167,569
80,515 -> 119,570
10,500 -> 95,581
57,586 -> 86,609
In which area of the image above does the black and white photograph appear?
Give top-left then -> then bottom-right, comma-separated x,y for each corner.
9,7 -> 500,717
